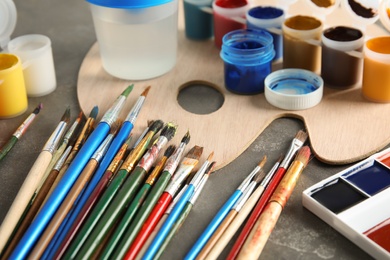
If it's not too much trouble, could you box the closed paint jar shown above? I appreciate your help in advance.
[282,15,323,73]
[246,6,285,61]
[362,36,390,102]
[0,53,28,118]
[220,29,275,94]
[183,0,213,40]
[212,0,248,49]
[321,26,364,88]
[87,0,178,80]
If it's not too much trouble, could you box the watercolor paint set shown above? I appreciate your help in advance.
[303,148,390,259]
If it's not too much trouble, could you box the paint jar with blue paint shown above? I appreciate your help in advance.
[246,6,285,61]
[86,0,178,80]
[183,0,213,40]
[220,29,275,95]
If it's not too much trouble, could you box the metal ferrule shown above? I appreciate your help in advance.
[125,96,145,124]
[163,142,187,175]
[260,161,281,187]
[189,160,210,187]
[53,145,72,171]
[189,175,209,205]
[13,114,36,139]
[91,134,114,162]
[237,166,260,191]
[62,118,80,144]
[73,117,93,151]
[279,138,304,169]
[146,156,168,185]
[43,121,68,153]
[166,184,187,214]
[233,181,257,211]
[165,157,199,196]
[133,126,149,148]
[137,136,168,172]
[107,142,129,173]
[120,131,155,171]
[100,95,127,126]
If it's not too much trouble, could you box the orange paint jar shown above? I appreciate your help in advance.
[362,36,390,102]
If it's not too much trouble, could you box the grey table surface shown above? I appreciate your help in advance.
[0,0,376,259]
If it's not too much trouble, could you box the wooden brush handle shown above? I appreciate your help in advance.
[237,202,282,260]
[0,151,52,253]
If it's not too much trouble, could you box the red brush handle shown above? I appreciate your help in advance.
[124,192,172,260]
[227,167,286,260]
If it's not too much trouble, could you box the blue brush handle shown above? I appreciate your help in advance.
[9,122,110,260]
[43,121,133,258]
[184,190,243,260]
[143,185,195,260]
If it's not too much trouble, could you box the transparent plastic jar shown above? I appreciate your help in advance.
[220,29,275,94]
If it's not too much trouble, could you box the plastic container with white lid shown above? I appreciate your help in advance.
[379,0,390,33]
[340,0,380,29]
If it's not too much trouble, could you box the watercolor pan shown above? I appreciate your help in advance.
[303,148,390,259]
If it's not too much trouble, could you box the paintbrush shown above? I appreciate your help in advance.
[73,122,177,259]
[237,146,311,259]
[100,144,177,259]
[0,107,70,255]
[28,122,121,259]
[227,130,308,260]
[9,85,132,260]
[111,132,191,260]
[63,120,164,260]
[52,135,133,260]
[122,144,203,260]
[45,86,149,258]
[143,151,213,260]
[198,167,265,260]
[205,155,283,260]
[0,103,43,162]
[153,161,216,260]
[185,155,267,260]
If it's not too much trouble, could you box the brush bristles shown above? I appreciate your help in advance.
[277,154,284,163]
[61,107,71,123]
[33,103,43,114]
[147,120,154,127]
[205,161,216,175]
[89,106,99,119]
[164,145,176,157]
[253,169,265,183]
[186,145,203,160]
[141,86,151,97]
[296,146,311,166]
[295,130,308,143]
[150,120,164,134]
[110,120,122,135]
[160,122,178,141]
[258,155,267,168]
[207,151,214,161]
[181,130,191,144]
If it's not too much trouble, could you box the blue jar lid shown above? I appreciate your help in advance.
[86,0,173,8]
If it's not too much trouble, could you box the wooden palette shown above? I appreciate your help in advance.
[77,1,390,170]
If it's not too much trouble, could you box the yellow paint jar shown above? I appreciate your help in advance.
[0,53,28,118]
[362,37,390,102]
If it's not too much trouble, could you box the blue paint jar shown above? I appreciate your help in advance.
[246,6,284,61]
[220,29,275,94]
[183,0,213,40]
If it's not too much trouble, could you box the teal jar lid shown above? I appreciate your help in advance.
[86,0,173,8]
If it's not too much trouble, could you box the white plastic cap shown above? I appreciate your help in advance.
[0,0,16,49]
[379,0,390,33]
[264,69,324,110]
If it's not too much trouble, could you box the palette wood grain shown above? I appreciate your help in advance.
[77,2,390,169]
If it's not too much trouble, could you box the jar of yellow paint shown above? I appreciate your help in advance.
[0,53,28,118]
[362,37,390,102]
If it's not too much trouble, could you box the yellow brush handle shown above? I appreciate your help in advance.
[205,185,265,260]
[29,159,99,259]
[0,150,52,253]
[237,202,282,260]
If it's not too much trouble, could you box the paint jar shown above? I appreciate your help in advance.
[246,6,285,61]
[340,0,380,30]
[0,53,28,118]
[379,0,390,33]
[212,0,249,49]
[220,29,275,94]
[7,35,57,97]
[282,15,323,73]
[321,26,364,88]
[87,0,178,80]
[362,36,390,102]
[183,0,213,40]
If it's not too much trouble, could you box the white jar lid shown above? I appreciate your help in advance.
[340,0,380,27]
[264,69,324,110]
[379,0,390,33]
[304,0,341,16]
[0,0,16,49]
